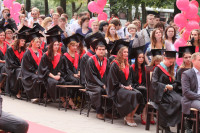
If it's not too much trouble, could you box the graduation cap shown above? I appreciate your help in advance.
[90,37,109,50]
[84,32,103,49]
[4,24,15,33]
[76,33,84,43]
[33,23,45,32]
[111,39,130,55]
[63,34,80,47]
[45,25,63,36]
[18,25,31,33]
[178,46,195,58]
[28,31,44,42]
[46,34,61,44]
[164,51,177,58]
[17,32,28,40]
[150,49,165,57]
[129,45,145,59]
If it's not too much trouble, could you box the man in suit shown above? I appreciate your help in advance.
[182,52,200,114]
[0,95,29,133]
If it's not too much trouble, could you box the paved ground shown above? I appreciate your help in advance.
[1,95,177,133]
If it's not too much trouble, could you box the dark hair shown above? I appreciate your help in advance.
[0,30,4,34]
[47,41,57,62]
[134,52,146,85]
[39,15,46,20]
[154,22,165,30]
[99,21,109,31]
[110,19,120,26]
[56,6,64,16]
[78,12,85,18]
[61,13,68,19]
[165,26,176,43]
[80,16,90,27]
[95,44,105,50]
[13,39,26,51]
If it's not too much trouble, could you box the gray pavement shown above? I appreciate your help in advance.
[1,95,177,133]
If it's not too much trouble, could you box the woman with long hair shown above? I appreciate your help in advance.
[187,29,200,52]
[150,51,182,132]
[5,33,27,98]
[165,26,177,51]
[41,17,52,31]
[107,46,144,127]
[105,24,119,46]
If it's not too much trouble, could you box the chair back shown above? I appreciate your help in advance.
[145,66,154,102]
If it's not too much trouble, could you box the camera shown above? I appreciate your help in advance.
[6,13,10,17]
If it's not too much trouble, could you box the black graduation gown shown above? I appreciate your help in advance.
[108,55,117,64]
[0,43,8,82]
[38,53,66,100]
[80,50,95,86]
[107,61,144,117]
[21,48,43,99]
[85,55,109,109]
[175,68,189,96]
[5,46,25,95]
[63,52,80,85]
[150,65,182,127]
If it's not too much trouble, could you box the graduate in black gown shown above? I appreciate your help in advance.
[175,46,195,96]
[149,49,164,67]
[109,39,129,63]
[0,29,9,93]
[150,51,182,133]
[107,46,144,127]
[85,38,110,120]
[5,32,27,98]
[80,32,103,86]
[21,31,44,101]
[38,34,68,106]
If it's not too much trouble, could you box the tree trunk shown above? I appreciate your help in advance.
[173,1,181,17]
[141,2,146,25]
[44,0,49,16]
[72,2,82,16]
[127,5,132,22]
[134,4,139,20]
[60,0,66,13]
[109,0,117,17]
[26,0,31,12]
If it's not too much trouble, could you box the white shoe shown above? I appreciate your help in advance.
[124,117,137,127]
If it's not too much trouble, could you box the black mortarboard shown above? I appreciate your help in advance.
[17,32,27,40]
[84,32,103,49]
[111,39,129,55]
[150,49,165,57]
[76,33,84,43]
[4,24,15,33]
[90,37,109,50]
[63,34,79,47]
[178,46,195,58]
[28,31,44,42]
[129,45,145,59]
[164,51,177,58]
[46,34,61,44]
[18,25,31,33]
[32,23,45,32]
[45,25,63,36]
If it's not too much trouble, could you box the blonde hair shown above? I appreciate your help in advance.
[67,41,77,48]
[52,13,60,18]
[29,37,40,48]
[41,17,52,30]
[149,55,163,66]
[115,46,129,70]
[191,52,200,60]
[127,24,137,32]
[164,57,175,81]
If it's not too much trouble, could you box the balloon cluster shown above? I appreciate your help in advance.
[3,0,21,24]
[88,0,107,21]
[174,0,199,65]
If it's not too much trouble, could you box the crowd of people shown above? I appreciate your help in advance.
[0,4,199,133]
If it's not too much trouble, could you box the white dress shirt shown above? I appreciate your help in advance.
[193,67,200,94]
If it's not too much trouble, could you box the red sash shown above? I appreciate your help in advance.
[157,65,172,82]
[80,50,86,59]
[91,55,107,78]
[111,55,117,58]
[113,60,129,80]
[0,42,7,55]
[12,46,25,62]
[195,46,200,52]
[40,41,45,50]
[28,48,42,66]
[132,64,142,84]
[86,51,93,57]
[46,52,61,69]
[64,52,79,70]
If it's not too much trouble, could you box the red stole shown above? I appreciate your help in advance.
[80,50,86,59]
[0,42,7,55]
[111,55,117,58]
[40,41,45,50]
[86,51,93,57]
[157,65,172,82]
[58,42,63,54]
[64,52,79,70]
[195,46,200,52]
[113,60,129,80]
[12,46,25,62]
[91,55,107,78]
[46,52,61,69]
[28,48,42,66]
[132,64,142,84]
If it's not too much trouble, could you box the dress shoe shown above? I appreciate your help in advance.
[96,114,104,120]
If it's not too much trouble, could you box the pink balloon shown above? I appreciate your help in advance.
[88,1,103,14]
[97,0,107,8]
[89,19,95,28]
[3,0,13,9]
[182,30,191,41]
[176,0,190,11]
[191,0,199,7]
[176,58,183,66]
[174,13,187,27]
[98,12,108,21]
[185,3,198,20]
[186,20,199,32]
[13,2,21,13]
[174,38,187,51]
[191,14,200,23]
[12,12,20,24]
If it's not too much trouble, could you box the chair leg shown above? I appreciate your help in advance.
[87,94,91,117]
[145,105,151,130]
[103,98,107,122]
[80,92,84,115]
[38,83,41,105]
[195,111,199,133]
[156,110,159,133]
[181,113,185,133]
[111,101,114,124]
